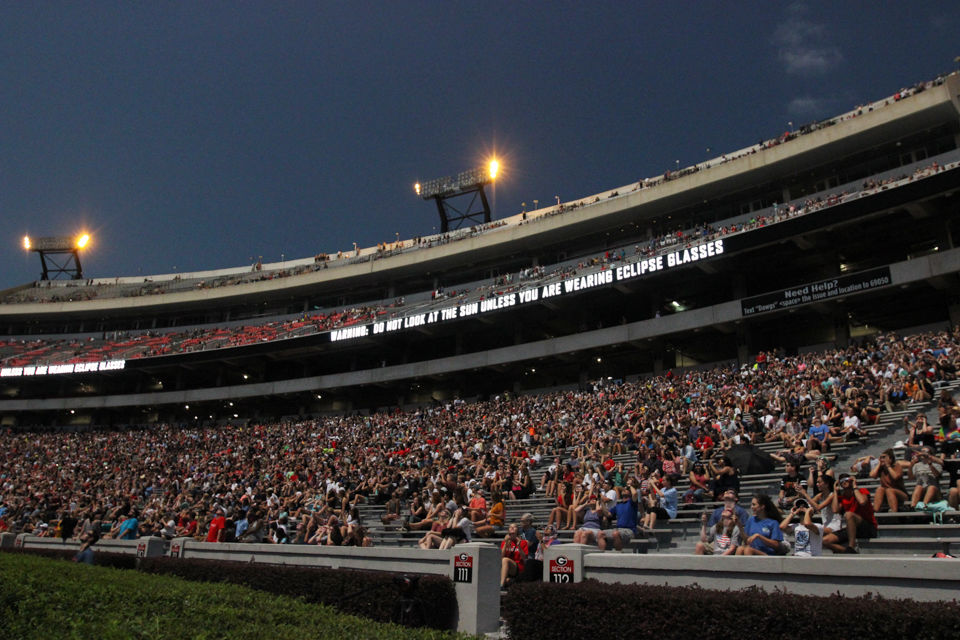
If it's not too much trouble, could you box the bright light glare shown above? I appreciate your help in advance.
[75,233,90,249]
[414,182,421,196]
[22,235,31,250]
[488,159,499,180]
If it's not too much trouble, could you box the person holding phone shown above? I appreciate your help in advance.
[500,523,529,588]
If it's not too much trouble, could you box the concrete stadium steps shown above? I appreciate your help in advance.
[357,393,957,557]
[855,536,960,556]
[361,504,960,556]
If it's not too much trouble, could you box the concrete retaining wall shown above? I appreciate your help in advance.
[544,543,960,602]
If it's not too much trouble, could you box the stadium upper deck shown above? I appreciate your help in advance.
[1,72,959,425]
[1,73,957,329]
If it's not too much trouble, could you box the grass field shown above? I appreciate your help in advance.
[0,553,470,640]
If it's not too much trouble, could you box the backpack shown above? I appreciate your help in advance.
[922,500,950,525]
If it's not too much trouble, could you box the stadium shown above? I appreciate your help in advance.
[1,72,959,424]
[4,70,960,635]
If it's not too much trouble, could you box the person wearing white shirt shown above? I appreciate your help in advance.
[780,500,823,557]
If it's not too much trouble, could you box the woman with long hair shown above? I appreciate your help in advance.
[735,494,784,556]
[682,463,710,504]
[547,482,572,529]
[564,484,589,530]
[870,449,908,512]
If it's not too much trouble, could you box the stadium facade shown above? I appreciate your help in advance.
[2,73,960,427]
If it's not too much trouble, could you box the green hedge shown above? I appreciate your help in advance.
[502,581,960,640]
[2,546,137,569]
[138,556,457,630]
[0,553,465,640]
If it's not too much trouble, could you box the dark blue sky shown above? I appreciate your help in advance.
[1,2,957,288]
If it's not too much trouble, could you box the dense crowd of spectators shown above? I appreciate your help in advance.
[2,328,959,558]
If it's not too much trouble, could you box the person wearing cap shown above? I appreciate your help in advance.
[822,473,877,553]
[779,499,823,557]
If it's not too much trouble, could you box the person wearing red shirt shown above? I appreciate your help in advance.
[468,489,488,523]
[206,508,227,543]
[177,511,198,538]
[499,523,529,587]
[823,473,877,553]
[695,433,714,459]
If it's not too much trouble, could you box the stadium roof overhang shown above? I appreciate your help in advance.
[1,81,957,324]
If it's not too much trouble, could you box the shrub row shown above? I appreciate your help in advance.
[137,556,457,630]
[1,546,137,569]
[502,580,960,640]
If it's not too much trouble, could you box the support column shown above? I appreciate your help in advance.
[834,312,850,349]
[448,543,501,635]
[732,274,747,300]
[542,543,596,583]
[949,304,960,328]
[736,326,749,366]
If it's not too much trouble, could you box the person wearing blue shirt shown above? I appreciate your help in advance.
[707,489,751,528]
[235,513,249,540]
[641,475,678,532]
[114,512,139,540]
[807,419,831,452]
[735,494,784,555]
[602,484,639,551]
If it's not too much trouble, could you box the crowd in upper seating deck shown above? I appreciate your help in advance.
[2,158,955,373]
[1,72,951,308]
[3,328,960,560]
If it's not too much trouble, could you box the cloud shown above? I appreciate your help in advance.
[928,13,950,33]
[773,3,843,75]
[787,96,826,116]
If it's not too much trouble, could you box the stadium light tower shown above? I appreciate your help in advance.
[415,159,500,233]
[22,233,92,280]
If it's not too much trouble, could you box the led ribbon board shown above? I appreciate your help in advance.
[0,360,125,377]
[330,239,725,342]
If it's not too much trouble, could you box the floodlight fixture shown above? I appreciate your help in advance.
[22,232,92,280]
[415,159,501,233]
